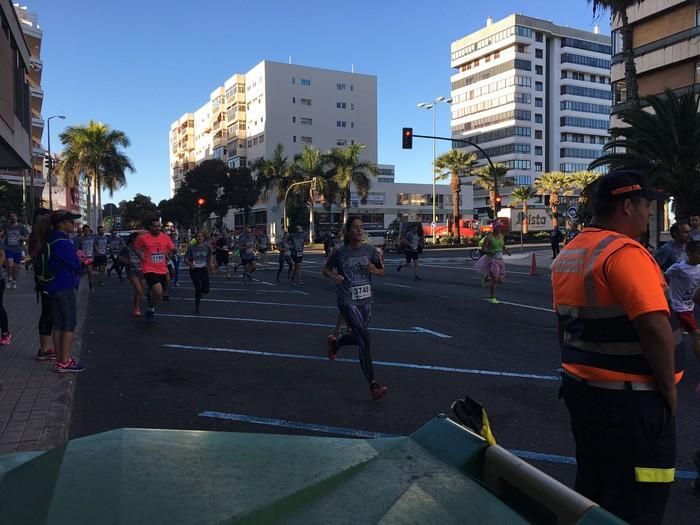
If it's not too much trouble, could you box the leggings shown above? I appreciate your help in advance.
[0,281,7,334]
[277,257,293,280]
[336,303,374,383]
[39,291,53,336]
[108,254,123,278]
[189,267,210,304]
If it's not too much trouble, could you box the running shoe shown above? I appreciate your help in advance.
[11,281,17,289]
[53,358,85,373]
[5,280,10,289]
[133,307,142,317]
[0,333,11,346]
[36,348,56,361]
[488,297,500,304]
[370,383,389,400]
[396,265,402,272]
[144,309,155,322]
[327,335,337,361]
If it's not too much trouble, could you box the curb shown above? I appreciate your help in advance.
[36,283,89,450]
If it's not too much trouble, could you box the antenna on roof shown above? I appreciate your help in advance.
[288,56,292,64]
[351,63,355,73]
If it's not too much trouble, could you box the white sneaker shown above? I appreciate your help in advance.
[11,281,17,289]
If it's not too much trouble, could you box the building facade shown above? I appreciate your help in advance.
[450,14,611,217]
[611,0,700,110]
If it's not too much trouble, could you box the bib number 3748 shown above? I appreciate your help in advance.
[351,284,371,301]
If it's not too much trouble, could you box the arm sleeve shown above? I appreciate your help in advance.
[606,246,670,320]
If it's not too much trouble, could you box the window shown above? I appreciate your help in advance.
[292,97,296,104]
[535,97,543,108]
[561,53,611,70]
[300,78,311,86]
[514,59,532,71]
[517,44,526,53]
[301,136,312,144]
[337,83,346,90]
[535,65,543,75]
[292,136,296,143]
[560,148,602,159]
[259,134,264,144]
[300,117,312,125]
[291,77,295,85]
[535,32,543,42]
[292,116,296,123]
[515,26,533,38]
[535,114,543,123]
[337,102,347,109]
[502,160,531,170]
[560,100,610,114]
[461,126,531,145]
[535,81,543,91]
[351,122,354,128]
[535,48,543,59]
[337,120,347,128]
[513,175,533,186]
[535,146,543,156]
[560,38,611,55]
[300,98,311,106]
[560,85,612,100]
[612,30,623,55]
[535,130,543,139]
[560,116,609,130]
[535,162,543,172]
[336,139,347,146]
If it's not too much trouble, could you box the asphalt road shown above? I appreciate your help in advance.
[70,248,700,523]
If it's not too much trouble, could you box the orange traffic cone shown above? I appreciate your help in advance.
[529,252,538,276]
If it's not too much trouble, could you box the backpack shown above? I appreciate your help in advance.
[34,238,67,287]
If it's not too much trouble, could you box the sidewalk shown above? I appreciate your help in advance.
[0,271,88,454]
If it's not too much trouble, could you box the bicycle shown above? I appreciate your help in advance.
[469,248,482,260]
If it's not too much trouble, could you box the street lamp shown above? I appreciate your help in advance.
[417,96,451,242]
[46,115,66,210]
[282,178,316,233]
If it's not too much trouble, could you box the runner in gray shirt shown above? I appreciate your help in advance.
[323,217,388,401]
[185,232,215,313]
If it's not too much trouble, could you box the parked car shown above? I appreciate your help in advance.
[365,229,387,249]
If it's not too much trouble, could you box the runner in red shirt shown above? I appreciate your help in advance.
[134,217,175,321]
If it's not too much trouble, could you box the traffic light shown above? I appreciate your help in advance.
[495,195,502,212]
[197,197,206,206]
[44,156,53,170]
[402,127,413,149]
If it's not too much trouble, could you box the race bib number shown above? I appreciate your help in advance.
[193,257,207,268]
[151,253,165,264]
[351,284,372,301]
[221,245,228,251]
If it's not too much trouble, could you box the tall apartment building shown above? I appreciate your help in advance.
[169,61,377,234]
[450,14,612,216]
[611,0,700,109]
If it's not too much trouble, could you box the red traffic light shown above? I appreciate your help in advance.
[402,127,413,149]
[197,198,206,206]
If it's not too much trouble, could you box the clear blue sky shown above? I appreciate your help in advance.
[31,0,610,206]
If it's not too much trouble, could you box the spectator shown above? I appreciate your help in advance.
[654,222,690,271]
[689,214,700,241]
[550,227,563,258]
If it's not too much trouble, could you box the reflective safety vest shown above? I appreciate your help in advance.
[552,228,684,385]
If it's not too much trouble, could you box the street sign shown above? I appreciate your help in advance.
[431,221,436,228]
[566,206,578,220]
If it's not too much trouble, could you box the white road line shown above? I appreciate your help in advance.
[170,297,335,309]
[382,282,411,289]
[164,344,555,379]
[484,299,554,313]
[177,286,309,296]
[157,315,450,338]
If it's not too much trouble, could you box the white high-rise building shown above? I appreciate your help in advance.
[169,60,377,235]
[450,14,612,216]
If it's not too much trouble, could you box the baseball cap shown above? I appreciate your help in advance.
[596,170,666,203]
[296,225,303,232]
[50,210,81,226]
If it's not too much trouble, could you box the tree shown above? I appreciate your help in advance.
[589,89,700,219]
[58,120,134,227]
[434,150,478,244]
[119,194,157,229]
[569,171,602,205]
[510,185,537,234]
[292,146,331,241]
[158,186,197,229]
[225,167,260,226]
[472,163,513,220]
[534,172,574,228]
[588,0,643,106]
[325,144,378,223]
[252,143,294,203]
[184,159,229,218]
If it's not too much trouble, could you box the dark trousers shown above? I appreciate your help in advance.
[562,377,674,525]
[108,254,123,278]
[0,281,7,334]
[336,303,374,383]
[551,241,560,258]
[277,257,293,280]
[39,291,53,336]
[189,268,209,305]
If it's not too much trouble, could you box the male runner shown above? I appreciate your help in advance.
[134,217,175,321]
[93,226,109,285]
[214,231,232,279]
[238,227,257,282]
[107,230,125,280]
[396,224,422,280]
[276,232,294,283]
[257,230,269,263]
[2,212,29,289]
[75,225,96,290]
[290,225,306,285]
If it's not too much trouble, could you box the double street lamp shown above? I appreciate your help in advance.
[283,178,316,237]
[417,96,451,242]
[46,115,66,210]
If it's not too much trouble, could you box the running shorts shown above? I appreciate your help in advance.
[4,249,22,264]
[143,272,167,288]
[241,255,255,265]
[675,310,698,332]
[404,251,419,263]
[93,255,108,267]
[216,251,230,266]
[292,254,303,264]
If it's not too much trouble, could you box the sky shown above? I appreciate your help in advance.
[29,0,611,206]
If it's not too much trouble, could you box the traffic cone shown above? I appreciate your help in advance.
[529,252,538,276]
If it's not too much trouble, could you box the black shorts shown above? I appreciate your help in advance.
[258,247,268,253]
[404,251,419,263]
[241,255,255,265]
[292,254,303,264]
[93,255,108,267]
[216,251,229,266]
[143,273,167,288]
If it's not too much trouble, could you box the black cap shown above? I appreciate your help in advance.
[50,210,81,226]
[596,170,666,203]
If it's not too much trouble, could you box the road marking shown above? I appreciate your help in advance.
[199,411,395,439]
[483,299,554,313]
[163,344,552,379]
[383,282,411,289]
[195,409,697,480]
[177,286,309,296]
[170,297,335,309]
[158,316,450,337]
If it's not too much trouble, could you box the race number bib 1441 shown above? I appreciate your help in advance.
[351,284,372,301]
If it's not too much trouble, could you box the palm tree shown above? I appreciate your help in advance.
[434,150,478,244]
[325,144,379,224]
[252,143,293,203]
[510,186,537,234]
[472,163,514,220]
[569,171,602,205]
[534,172,574,228]
[58,121,134,227]
[291,146,331,242]
[588,0,643,106]
[589,89,700,219]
